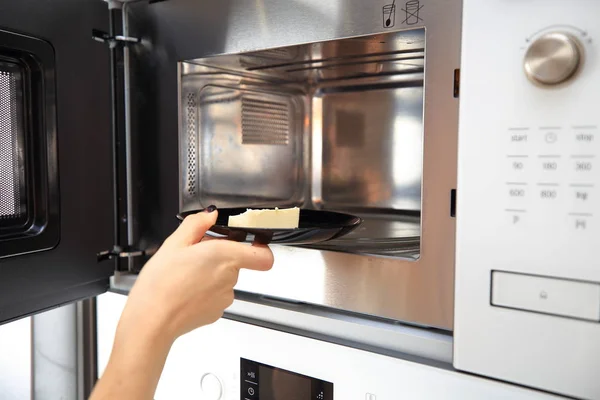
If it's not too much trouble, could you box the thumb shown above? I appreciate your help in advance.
[165,207,218,248]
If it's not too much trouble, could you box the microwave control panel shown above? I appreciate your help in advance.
[454,1,600,399]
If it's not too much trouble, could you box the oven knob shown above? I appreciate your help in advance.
[524,32,583,85]
[200,373,223,400]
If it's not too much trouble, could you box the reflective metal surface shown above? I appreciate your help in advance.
[524,32,583,86]
[180,30,424,256]
[180,77,305,208]
[33,304,78,400]
[317,84,423,212]
[127,0,461,329]
[32,298,98,400]
[108,278,454,365]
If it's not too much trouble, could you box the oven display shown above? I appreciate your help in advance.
[241,358,333,400]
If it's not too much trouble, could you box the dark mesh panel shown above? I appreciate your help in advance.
[0,62,25,221]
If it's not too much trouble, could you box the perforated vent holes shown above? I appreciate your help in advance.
[0,70,23,219]
[186,92,197,196]
[241,96,290,145]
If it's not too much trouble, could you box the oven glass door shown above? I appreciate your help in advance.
[0,59,27,228]
[0,31,59,258]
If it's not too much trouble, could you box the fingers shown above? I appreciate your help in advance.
[243,244,274,271]
[165,209,218,248]
[195,240,274,272]
[230,242,274,271]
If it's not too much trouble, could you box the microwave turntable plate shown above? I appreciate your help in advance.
[176,208,362,245]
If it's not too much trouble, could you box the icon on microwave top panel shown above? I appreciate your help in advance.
[382,0,424,28]
[382,1,396,27]
[402,0,423,25]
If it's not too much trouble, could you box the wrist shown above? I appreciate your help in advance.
[94,299,174,400]
[116,299,177,353]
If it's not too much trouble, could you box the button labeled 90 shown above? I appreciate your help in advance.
[507,157,528,180]
[511,160,526,171]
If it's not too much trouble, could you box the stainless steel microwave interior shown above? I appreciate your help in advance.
[179,30,426,258]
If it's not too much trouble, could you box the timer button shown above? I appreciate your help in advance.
[524,32,583,85]
[200,373,223,400]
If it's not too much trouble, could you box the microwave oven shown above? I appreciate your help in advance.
[1,0,598,399]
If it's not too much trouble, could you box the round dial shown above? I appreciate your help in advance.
[524,32,583,85]
[200,373,223,400]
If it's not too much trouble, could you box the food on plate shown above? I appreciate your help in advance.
[227,207,300,229]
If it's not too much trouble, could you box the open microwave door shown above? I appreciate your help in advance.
[0,0,115,324]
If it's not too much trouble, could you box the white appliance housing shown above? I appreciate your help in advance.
[97,293,559,400]
[455,1,600,399]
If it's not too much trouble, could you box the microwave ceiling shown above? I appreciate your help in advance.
[181,29,425,84]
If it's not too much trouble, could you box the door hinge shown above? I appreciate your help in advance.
[97,246,145,262]
[92,29,140,49]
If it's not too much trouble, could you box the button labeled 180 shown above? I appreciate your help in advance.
[541,160,558,171]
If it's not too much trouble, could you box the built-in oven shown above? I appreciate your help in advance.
[1,0,599,399]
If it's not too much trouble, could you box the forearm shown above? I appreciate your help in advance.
[88,208,273,399]
[89,310,174,400]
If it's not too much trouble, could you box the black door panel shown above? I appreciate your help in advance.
[0,0,114,323]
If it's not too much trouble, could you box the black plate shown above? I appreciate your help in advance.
[176,208,362,245]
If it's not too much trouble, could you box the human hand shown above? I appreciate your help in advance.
[119,207,274,342]
[90,207,273,400]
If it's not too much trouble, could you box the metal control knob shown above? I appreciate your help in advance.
[524,32,583,85]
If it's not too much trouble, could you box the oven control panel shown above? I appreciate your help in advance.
[455,1,600,399]
[95,294,558,400]
[144,316,558,400]
[504,24,597,237]
[239,358,333,400]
